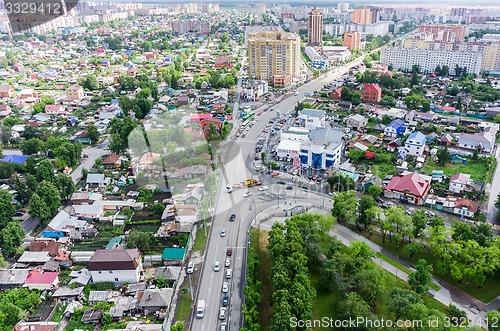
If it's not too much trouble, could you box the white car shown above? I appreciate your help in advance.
[214,261,221,272]
[243,191,251,198]
[222,282,229,293]
[294,91,299,96]
[258,186,268,191]
[220,323,227,331]
[220,229,226,237]
[186,261,194,274]
[219,307,227,320]
[225,258,231,267]
[226,268,233,279]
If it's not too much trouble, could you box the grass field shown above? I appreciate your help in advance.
[175,288,192,322]
[423,157,494,183]
[192,225,209,252]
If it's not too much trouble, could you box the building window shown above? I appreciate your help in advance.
[115,278,119,282]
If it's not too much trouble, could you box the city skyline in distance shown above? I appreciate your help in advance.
[89,0,500,6]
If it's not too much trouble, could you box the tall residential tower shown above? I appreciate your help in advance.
[308,7,324,46]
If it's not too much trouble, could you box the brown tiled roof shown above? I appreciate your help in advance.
[102,154,120,165]
[30,241,60,256]
[89,249,140,271]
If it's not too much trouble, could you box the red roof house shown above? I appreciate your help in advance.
[24,269,59,290]
[329,87,343,100]
[190,113,213,124]
[215,56,232,69]
[384,172,430,204]
[362,84,382,103]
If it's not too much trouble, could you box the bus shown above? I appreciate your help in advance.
[242,111,255,120]
[242,119,251,129]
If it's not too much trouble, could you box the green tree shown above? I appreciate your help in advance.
[388,287,422,320]
[0,190,15,230]
[20,138,45,155]
[410,71,420,86]
[126,230,151,250]
[35,181,60,218]
[408,259,433,293]
[171,322,185,331]
[337,292,371,322]
[436,146,451,166]
[367,185,382,198]
[0,221,24,256]
[29,193,51,225]
[0,162,15,179]
[55,174,75,201]
[358,195,376,231]
[86,124,100,144]
[412,210,428,238]
[36,158,55,182]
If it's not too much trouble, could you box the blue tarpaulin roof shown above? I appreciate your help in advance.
[41,231,66,238]
[2,155,28,164]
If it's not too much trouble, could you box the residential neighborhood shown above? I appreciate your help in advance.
[0,1,500,331]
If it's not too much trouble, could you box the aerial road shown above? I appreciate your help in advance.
[189,54,377,331]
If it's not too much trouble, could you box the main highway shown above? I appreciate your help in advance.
[190,54,372,331]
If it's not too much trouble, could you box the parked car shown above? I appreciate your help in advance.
[258,186,269,191]
[286,185,293,190]
[243,191,251,198]
[219,308,227,320]
[426,210,436,217]
[222,282,229,293]
[222,295,229,306]
[220,323,227,331]
[226,269,232,279]
[225,258,231,267]
[186,261,194,274]
[277,180,286,185]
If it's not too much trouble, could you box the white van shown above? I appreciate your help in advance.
[196,300,206,319]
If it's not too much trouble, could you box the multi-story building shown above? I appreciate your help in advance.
[338,3,349,12]
[171,20,211,35]
[325,22,390,37]
[381,47,483,75]
[247,31,301,87]
[307,7,324,46]
[362,84,382,103]
[343,31,361,50]
[352,7,379,25]
[417,24,467,42]
[299,127,344,170]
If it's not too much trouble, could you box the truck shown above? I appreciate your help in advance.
[226,177,262,192]
[196,300,206,319]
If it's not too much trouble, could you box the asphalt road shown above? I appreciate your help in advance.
[191,57,371,330]
[70,140,109,184]
[486,146,500,225]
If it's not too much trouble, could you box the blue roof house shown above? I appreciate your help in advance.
[384,119,407,138]
[399,131,427,158]
[2,155,28,164]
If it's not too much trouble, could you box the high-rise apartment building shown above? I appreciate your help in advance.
[417,24,467,42]
[338,3,349,12]
[308,7,324,46]
[247,31,301,87]
[171,20,211,35]
[343,31,361,50]
[380,47,483,75]
[353,7,379,25]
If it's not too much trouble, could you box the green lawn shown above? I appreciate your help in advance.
[423,157,495,183]
[175,288,192,322]
[192,225,209,252]
[357,227,500,303]
[50,304,65,322]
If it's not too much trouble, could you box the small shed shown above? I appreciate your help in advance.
[162,247,187,266]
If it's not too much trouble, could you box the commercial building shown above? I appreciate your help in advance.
[380,47,483,75]
[343,31,361,50]
[325,22,390,37]
[247,31,301,87]
[352,7,379,25]
[307,7,324,46]
[299,128,344,170]
[417,24,467,42]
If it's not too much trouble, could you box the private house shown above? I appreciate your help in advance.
[384,119,406,138]
[200,118,223,139]
[19,88,37,99]
[168,165,209,179]
[298,109,326,130]
[81,309,103,324]
[69,130,90,144]
[0,269,31,290]
[44,104,66,115]
[86,174,110,188]
[387,139,402,153]
[0,104,12,117]
[14,322,58,331]
[155,266,181,283]
[30,241,60,257]
[0,83,14,98]
[329,87,342,100]
[101,154,122,169]
[425,195,478,218]
[362,84,382,103]
[449,173,471,193]
[384,172,431,205]
[215,56,232,69]
[24,269,59,290]
[458,132,495,154]
[162,247,187,266]
[18,251,52,265]
[89,249,143,284]
[344,114,368,131]
[400,131,427,158]
[138,288,174,315]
